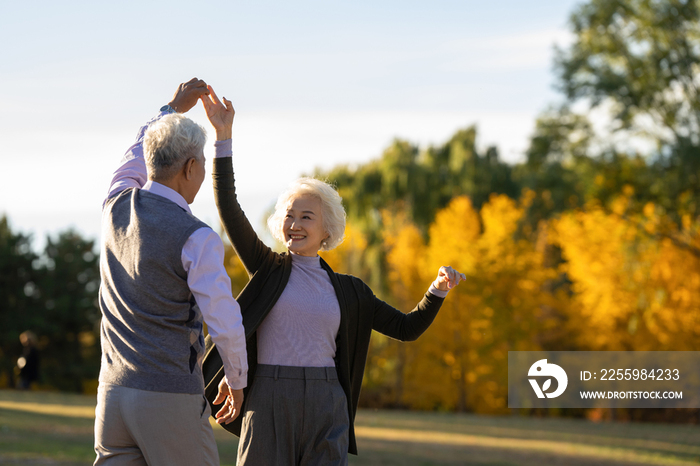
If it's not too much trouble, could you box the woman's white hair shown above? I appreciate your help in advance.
[143,114,207,181]
[268,177,346,251]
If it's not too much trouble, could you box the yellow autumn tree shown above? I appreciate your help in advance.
[551,189,700,351]
[361,209,430,407]
[646,214,700,349]
[383,193,558,413]
[319,221,369,280]
[404,196,481,411]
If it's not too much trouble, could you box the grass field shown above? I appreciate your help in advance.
[0,390,699,465]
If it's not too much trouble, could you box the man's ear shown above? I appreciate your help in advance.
[183,157,196,181]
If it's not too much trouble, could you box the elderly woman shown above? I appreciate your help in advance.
[200,87,466,465]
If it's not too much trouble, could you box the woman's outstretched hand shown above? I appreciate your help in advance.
[201,85,234,141]
[433,266,466,292]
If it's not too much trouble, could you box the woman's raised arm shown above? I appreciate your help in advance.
[203,86,276,275]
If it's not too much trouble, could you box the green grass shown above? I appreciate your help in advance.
[0,390,698,465]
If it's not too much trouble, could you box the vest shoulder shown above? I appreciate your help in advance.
[126,189,208,225]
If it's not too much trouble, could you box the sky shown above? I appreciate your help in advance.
[0,0,583,251]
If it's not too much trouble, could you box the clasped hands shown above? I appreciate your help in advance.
[167,77,234,141]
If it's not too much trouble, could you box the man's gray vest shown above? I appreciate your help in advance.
[99,187,209,394]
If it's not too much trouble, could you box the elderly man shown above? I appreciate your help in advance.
[95,78,246,466]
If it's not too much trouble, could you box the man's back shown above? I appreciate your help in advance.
[99,187,209,394]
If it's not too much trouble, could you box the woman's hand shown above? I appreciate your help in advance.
[201,85,234,141]
[433,266,466,292]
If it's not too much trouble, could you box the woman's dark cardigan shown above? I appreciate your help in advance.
[202,157,445,455]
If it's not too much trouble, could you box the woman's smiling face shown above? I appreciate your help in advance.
[283,194,328,257]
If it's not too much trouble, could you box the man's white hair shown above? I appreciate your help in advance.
[268,177,346,251]
[143,114,207,181]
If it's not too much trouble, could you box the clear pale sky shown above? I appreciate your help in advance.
[0,0,582,250]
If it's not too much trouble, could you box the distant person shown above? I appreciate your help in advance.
[17,330,39,390]
[95,78,248,466]
[200,86,467,465]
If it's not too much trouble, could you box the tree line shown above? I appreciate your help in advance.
[0,217,100,392]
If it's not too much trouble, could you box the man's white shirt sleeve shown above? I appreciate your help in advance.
[182,228,248,389]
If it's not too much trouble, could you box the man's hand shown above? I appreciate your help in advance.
[212,377,244,425]
[167,78,210,113]
[201,85,234,141]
